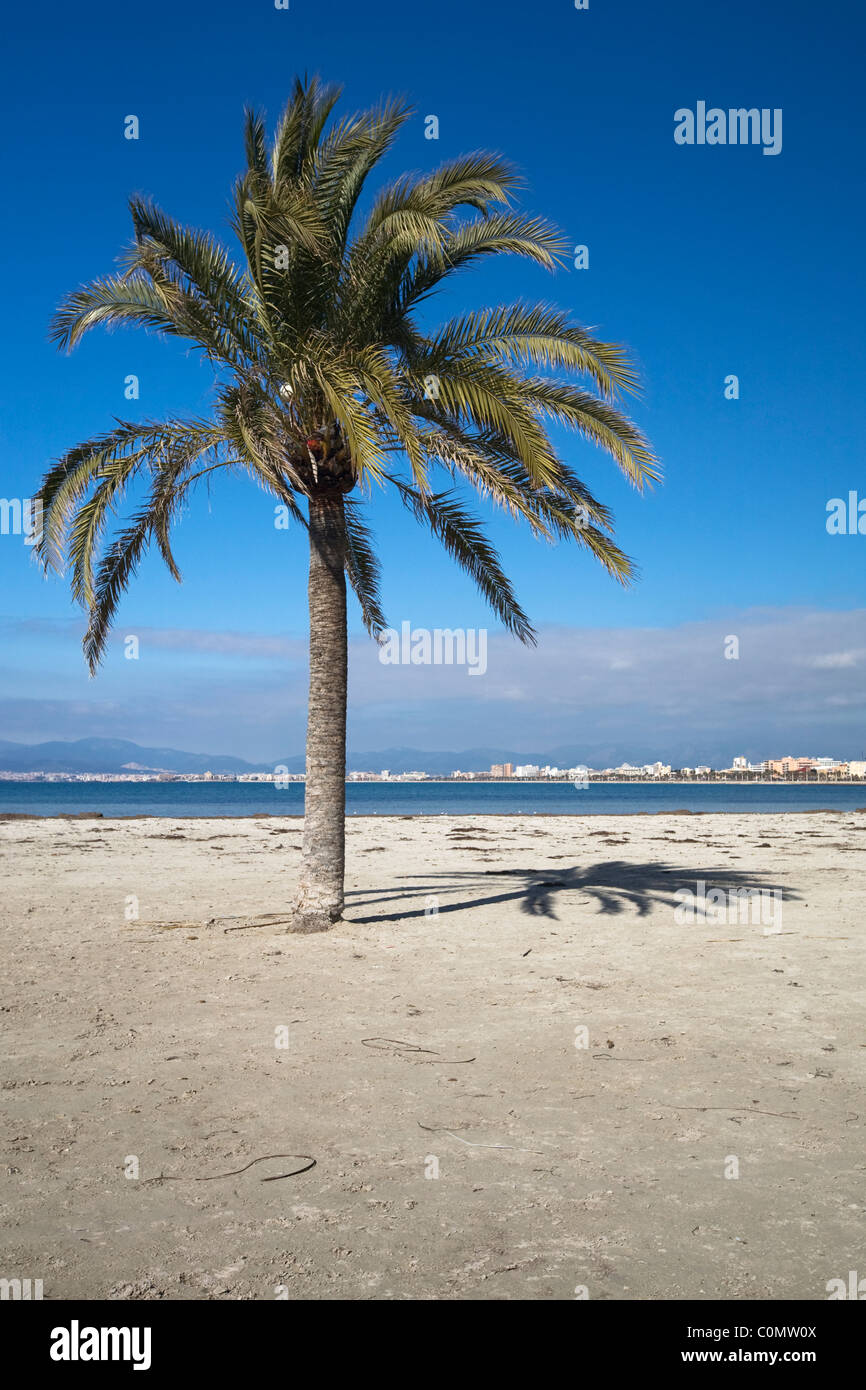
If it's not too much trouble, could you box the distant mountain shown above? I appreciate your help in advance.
[0,738,606,775]
[0,738,264,775]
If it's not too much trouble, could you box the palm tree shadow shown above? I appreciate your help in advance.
[345,860,799,925]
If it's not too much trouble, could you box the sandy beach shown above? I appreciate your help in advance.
[1,809,864,1301]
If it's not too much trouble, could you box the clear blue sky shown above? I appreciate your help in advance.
[1,0,864,763]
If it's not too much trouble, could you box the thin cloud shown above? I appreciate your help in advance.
[2,606,864,763]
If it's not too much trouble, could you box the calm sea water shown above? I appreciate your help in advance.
[0,781,864,818]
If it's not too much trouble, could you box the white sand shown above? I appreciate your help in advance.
[1,809,864,1300]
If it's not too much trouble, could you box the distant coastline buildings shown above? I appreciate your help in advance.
[474,754,865,783]
[469,753,866,782]
[2,752,864,783]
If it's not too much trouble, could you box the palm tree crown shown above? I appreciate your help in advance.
[36,76,658,672]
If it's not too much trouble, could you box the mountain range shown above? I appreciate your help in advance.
[0,738,597,776]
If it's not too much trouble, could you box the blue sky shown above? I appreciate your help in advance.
[1,0,864,763]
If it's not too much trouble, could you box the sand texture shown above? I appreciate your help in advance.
[1,810,864,1300]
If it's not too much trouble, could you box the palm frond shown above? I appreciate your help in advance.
[392,482,536,643]
[511,378,660,488]
[50,274,188,351]
[426,303,641,400]
[342,499,386,635]
[35,419,225,576]
[271,75,343,186]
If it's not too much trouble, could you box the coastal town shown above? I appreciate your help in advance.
[1,754,864,783]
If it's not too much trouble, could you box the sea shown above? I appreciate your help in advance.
[1,781,864,818]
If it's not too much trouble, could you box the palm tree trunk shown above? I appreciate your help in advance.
[290,492,348,932]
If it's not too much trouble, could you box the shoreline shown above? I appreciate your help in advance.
[3,778,865,786]
[2,805,865,821]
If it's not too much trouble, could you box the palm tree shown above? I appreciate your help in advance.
[35,77,658,932]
